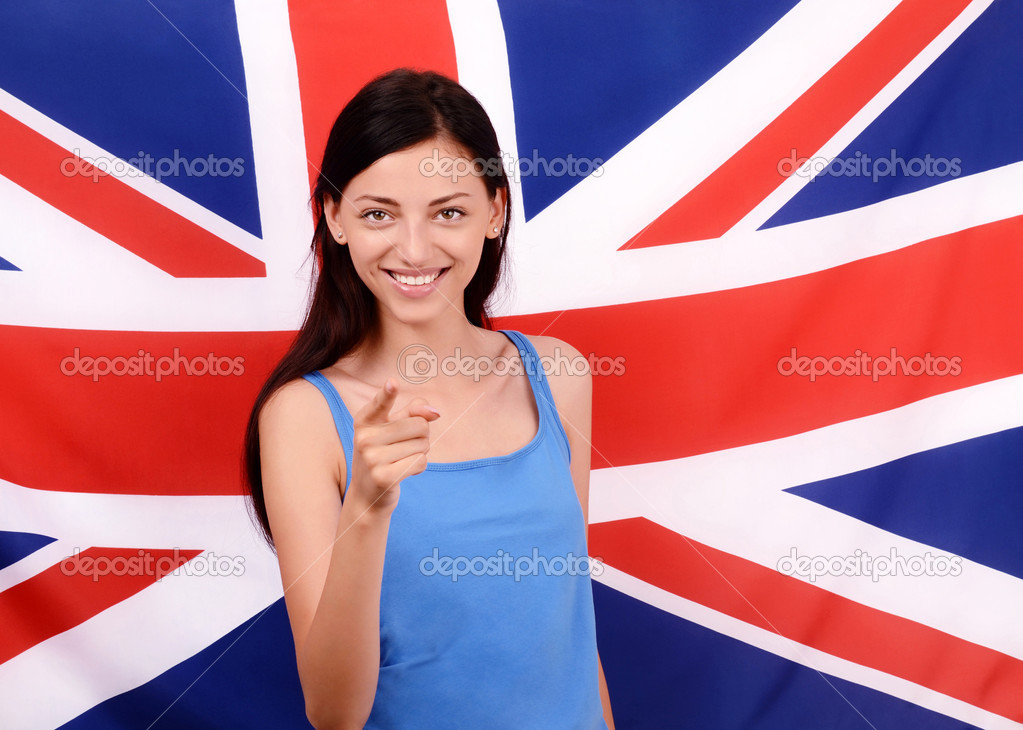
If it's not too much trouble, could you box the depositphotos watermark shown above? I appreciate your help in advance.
[60,548,245,582]
[60,149,246,183]
[419,547,603,582]
[777,347,962,382]
[777,547,962,583]
[419,148,604,184]
[397,343,626,384]
[778,148,961,183]
[60,347,246,382]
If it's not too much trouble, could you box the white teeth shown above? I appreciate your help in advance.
[390,269,443,286]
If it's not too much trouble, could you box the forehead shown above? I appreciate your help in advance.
[343,138,490,202]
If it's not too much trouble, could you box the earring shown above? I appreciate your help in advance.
[493,227,499,233]
[336,230,344,241]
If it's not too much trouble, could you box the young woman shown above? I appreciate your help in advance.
[244,68,614,729]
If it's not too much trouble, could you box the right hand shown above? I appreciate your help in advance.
[347,378,440,515]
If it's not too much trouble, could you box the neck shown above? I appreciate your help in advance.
[358,306,497,386]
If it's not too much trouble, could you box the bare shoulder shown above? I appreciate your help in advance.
[520,333,593,519]
[260,376,325,426]
[521,334,592,395]
[259,376,345,497]
[521,333,592,436]
[260,378,335,445]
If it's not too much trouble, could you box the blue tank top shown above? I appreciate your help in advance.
[302,329,607,729]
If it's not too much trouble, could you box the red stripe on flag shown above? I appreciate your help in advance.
[0,327,293,495]
[497,215,1023,469]
[621,0,973,248]
[0,547,201,664]
[9,216,1018,495]
[591,518,1023,722]
[0,110,265,278]
[288,0,458,193]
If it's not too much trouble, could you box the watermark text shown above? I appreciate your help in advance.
[61,347,245,382]
[60,149,245,182]
[61,548,245,582]
[419,547,603,582]
[778,148,961,183]
[398,344,624,384]
[778,347,961,382]
[777,547,961,582]
[419,148,603,184]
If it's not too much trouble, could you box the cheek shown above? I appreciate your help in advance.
[455,241,485,280]
[345,236,385,269]
[343,248,382,290]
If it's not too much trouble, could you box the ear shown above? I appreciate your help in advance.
[323,194,347,244]
[487,188,507,236]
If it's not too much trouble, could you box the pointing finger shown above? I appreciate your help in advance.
[355,378,399,426]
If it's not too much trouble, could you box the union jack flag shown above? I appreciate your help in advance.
[1,1,1020,728]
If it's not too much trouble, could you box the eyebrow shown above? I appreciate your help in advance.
[352,192,470,207]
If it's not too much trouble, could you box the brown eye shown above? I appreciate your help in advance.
[437,208,465,220]
[362,209,389,222]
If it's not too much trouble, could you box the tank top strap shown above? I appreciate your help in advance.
[499,329,573,463]
[301,371,354,496]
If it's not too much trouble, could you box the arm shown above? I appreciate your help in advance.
[530,336,616,729]
[259,378,436,729]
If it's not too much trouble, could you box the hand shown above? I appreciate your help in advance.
[347,378,439,515]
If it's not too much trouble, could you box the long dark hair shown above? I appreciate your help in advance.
[243,68,511,548]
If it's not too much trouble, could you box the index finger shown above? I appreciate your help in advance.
[355,378,398,426]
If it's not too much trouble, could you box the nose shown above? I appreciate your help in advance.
[395,219,432,269]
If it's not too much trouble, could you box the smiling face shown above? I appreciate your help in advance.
[323,137,505,328]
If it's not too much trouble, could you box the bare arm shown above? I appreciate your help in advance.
[259,377,437,729]
[532,335,616,729]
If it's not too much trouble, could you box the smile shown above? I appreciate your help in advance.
[386,268,447,286]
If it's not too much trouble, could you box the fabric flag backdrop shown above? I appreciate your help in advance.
[1,0,1020,728]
